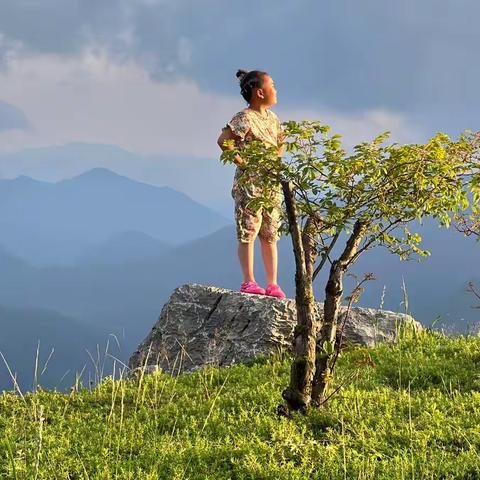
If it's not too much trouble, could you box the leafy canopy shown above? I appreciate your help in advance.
[221,122,479,262]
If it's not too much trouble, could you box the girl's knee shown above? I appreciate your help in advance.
[258,234,278,244]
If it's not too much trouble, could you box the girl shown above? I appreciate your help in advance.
[217,69,286,299]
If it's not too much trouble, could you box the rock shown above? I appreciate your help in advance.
[128,283,421,376]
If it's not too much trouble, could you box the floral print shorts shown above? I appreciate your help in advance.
[231,167,283,243]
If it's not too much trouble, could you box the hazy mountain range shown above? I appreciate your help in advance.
[0,167,479,393]
[0,142,234,217]
[0,304,103,393]
[0,167,230,266]
[75,230,171,266]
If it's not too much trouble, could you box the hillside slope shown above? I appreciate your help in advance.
[0,331,479,479]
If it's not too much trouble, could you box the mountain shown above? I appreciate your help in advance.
[0,217,478,335]
[0,304,113,393]
[74,230,171,266]
[0,218,478,392]
[0,245,27,270]
[0,142,234,217]
[0,225,275,366]
[347,219,480,329]
[0,168,230,266]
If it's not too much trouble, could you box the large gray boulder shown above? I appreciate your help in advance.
[128,283,421,376]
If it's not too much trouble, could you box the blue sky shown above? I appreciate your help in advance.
[0,0,478,158]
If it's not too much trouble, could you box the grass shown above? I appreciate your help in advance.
[1,330,480,479]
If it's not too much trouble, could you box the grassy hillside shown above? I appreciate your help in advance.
[1,330,479,479]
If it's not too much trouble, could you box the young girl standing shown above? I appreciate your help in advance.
[217,69,286,298]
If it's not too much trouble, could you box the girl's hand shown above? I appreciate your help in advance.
[235,155,247,170]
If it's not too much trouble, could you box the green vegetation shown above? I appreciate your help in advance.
[1,330,480,479]
[222,122,480,411]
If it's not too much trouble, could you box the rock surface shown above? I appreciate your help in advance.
[128,283,421,376]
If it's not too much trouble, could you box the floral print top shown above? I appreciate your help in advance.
[223,108,285,150]
[223,107,285,190]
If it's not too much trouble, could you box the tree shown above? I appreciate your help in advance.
[453,132,480,238]
[221,123,479,414]
[453,133,480,313]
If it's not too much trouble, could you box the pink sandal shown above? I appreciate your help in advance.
[265,284,286,299]
[240,281,266,295]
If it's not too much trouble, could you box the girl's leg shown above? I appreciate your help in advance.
[259,237,278,286]
[238,240,256,283]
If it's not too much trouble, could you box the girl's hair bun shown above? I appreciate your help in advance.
[236,69,248,83]
[235,69,268,103]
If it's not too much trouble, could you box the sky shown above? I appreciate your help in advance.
[0,0,478,159]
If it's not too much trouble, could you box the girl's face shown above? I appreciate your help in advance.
[254,75,277,107]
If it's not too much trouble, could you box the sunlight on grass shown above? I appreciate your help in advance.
[1,330,480,479]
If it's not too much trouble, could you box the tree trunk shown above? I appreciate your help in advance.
[311,220,366,406]
[280,180,318,413]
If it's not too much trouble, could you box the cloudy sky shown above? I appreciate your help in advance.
[0,0,478,159]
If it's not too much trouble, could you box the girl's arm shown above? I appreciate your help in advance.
[217,126,246,167]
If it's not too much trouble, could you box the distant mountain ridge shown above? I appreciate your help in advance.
[75,230,171,266]
[0,304,107,393]
[1,219,479,391]
[1,158,479,393]
[0,168,230,266]
[0,142,234,217]
[0,218,478,335]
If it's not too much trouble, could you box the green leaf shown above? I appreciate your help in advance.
[323,341,335,356]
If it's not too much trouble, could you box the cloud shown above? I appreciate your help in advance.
[0,52,422,156]
[0,52,239,155]
[0,0,479,134]
[0,32,21,71]
[0,0,128,57]
[0,100,30,132]
[279,107,422,148]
